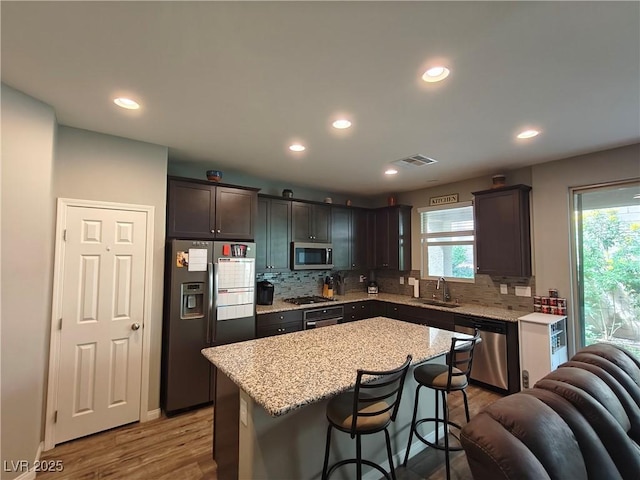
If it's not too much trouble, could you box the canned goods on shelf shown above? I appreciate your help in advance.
[549,288,559,298]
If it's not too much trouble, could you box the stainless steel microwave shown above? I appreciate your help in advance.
[291,242,334,270]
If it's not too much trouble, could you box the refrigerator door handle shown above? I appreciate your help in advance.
[207,261,214,344]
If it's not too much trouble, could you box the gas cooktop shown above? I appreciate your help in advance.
[284,296,336,305]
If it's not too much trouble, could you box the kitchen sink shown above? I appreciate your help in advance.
[413,299,461,308]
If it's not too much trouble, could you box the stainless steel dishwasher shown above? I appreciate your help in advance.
[454,315,508,391]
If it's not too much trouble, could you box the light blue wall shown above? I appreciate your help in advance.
[55,126,169,411]
[1,83,57,479]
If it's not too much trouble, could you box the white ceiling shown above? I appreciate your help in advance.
[2,1,639,196]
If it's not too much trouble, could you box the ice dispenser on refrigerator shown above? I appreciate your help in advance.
[181,283,204,319]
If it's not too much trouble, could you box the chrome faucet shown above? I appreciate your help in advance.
[436,277,451,302]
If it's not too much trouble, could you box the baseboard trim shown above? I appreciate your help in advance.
[7,442,44,480]
[146,408,161,421]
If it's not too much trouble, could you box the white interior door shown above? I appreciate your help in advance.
[54,205,148,444]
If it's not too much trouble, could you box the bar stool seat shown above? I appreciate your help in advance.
[322,355,412,480]
[327,392,391,432]
[403,332,480,480]
[413,364,468,389]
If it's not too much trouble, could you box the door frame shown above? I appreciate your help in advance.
[568,178,640,357]
[44,198,155,450]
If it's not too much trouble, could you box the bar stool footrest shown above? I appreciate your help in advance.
[413,417,464,452]
[324,458,392,480]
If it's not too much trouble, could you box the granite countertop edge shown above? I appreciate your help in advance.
[256,292,529,322]
[203,317,461,417]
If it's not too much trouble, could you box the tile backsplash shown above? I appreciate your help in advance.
[257,269,535,311]
[375,270,535,312]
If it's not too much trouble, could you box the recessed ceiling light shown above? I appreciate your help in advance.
[289,144,306,152]
[422,66,450,83]
[516,129,541,139]
[332,119,352,129]
[113,97,140,110]
[385,169,398,175]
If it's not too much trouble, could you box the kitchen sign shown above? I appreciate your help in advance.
[429,193,459,206]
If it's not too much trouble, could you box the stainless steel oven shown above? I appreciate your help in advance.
[303,305,343,329]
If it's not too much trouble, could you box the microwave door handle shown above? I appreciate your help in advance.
[326,248,330,265]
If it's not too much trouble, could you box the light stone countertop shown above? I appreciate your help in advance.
[202,317,459,417]
[257,292,528,323]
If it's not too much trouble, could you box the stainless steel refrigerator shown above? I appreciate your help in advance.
[162,240,256,414]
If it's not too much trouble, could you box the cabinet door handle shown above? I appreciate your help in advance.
[211,229,215,233]
[217,229,221,233]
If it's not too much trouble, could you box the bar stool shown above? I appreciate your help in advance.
[402,332,480,480]
[322,355,412,480]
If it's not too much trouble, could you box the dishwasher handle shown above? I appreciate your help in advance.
[455,315,507,334]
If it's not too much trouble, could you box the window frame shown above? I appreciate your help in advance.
[418,201,476,282]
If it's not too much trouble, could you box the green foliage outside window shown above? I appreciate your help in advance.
[581,209,640,357]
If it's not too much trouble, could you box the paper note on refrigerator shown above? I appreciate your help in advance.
[188,248,208,272]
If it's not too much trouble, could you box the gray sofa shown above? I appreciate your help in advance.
[460,343,640,480]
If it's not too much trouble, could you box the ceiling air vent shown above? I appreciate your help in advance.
[392,154,438,168]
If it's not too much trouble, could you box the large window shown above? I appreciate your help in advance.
[419,202,475,280]
[571,180,640,359]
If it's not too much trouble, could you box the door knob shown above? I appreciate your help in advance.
[131,323,141,331]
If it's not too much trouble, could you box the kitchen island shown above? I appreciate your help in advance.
[202,317,463,480]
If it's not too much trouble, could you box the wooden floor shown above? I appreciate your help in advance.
[38,385,502,480]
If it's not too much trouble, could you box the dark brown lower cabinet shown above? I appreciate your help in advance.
[395,304,455,330]
[342,301,373,322]
[256,310,303,338]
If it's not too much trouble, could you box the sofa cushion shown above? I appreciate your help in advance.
[535,375,640,479]
[561,360,640,442]
[460,394,587,480]
[581,344,640,385]
[523,388,623,480]
[460,343,640,480]
[571,352,640,407]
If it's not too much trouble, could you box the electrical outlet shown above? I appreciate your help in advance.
[515,286,532,297]
[522,370,530,389]
[399,277,404,285]
[408,277,416,286]
[500,284,508,295]
[359,275,366,283]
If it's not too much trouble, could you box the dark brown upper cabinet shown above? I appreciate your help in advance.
[330,206,372,271]
[473,184,532,277]
[256,196,291,272]
[291,201,331,243]
[330,206,352,270]
[373,205,412,271]
[166,177,259,240]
